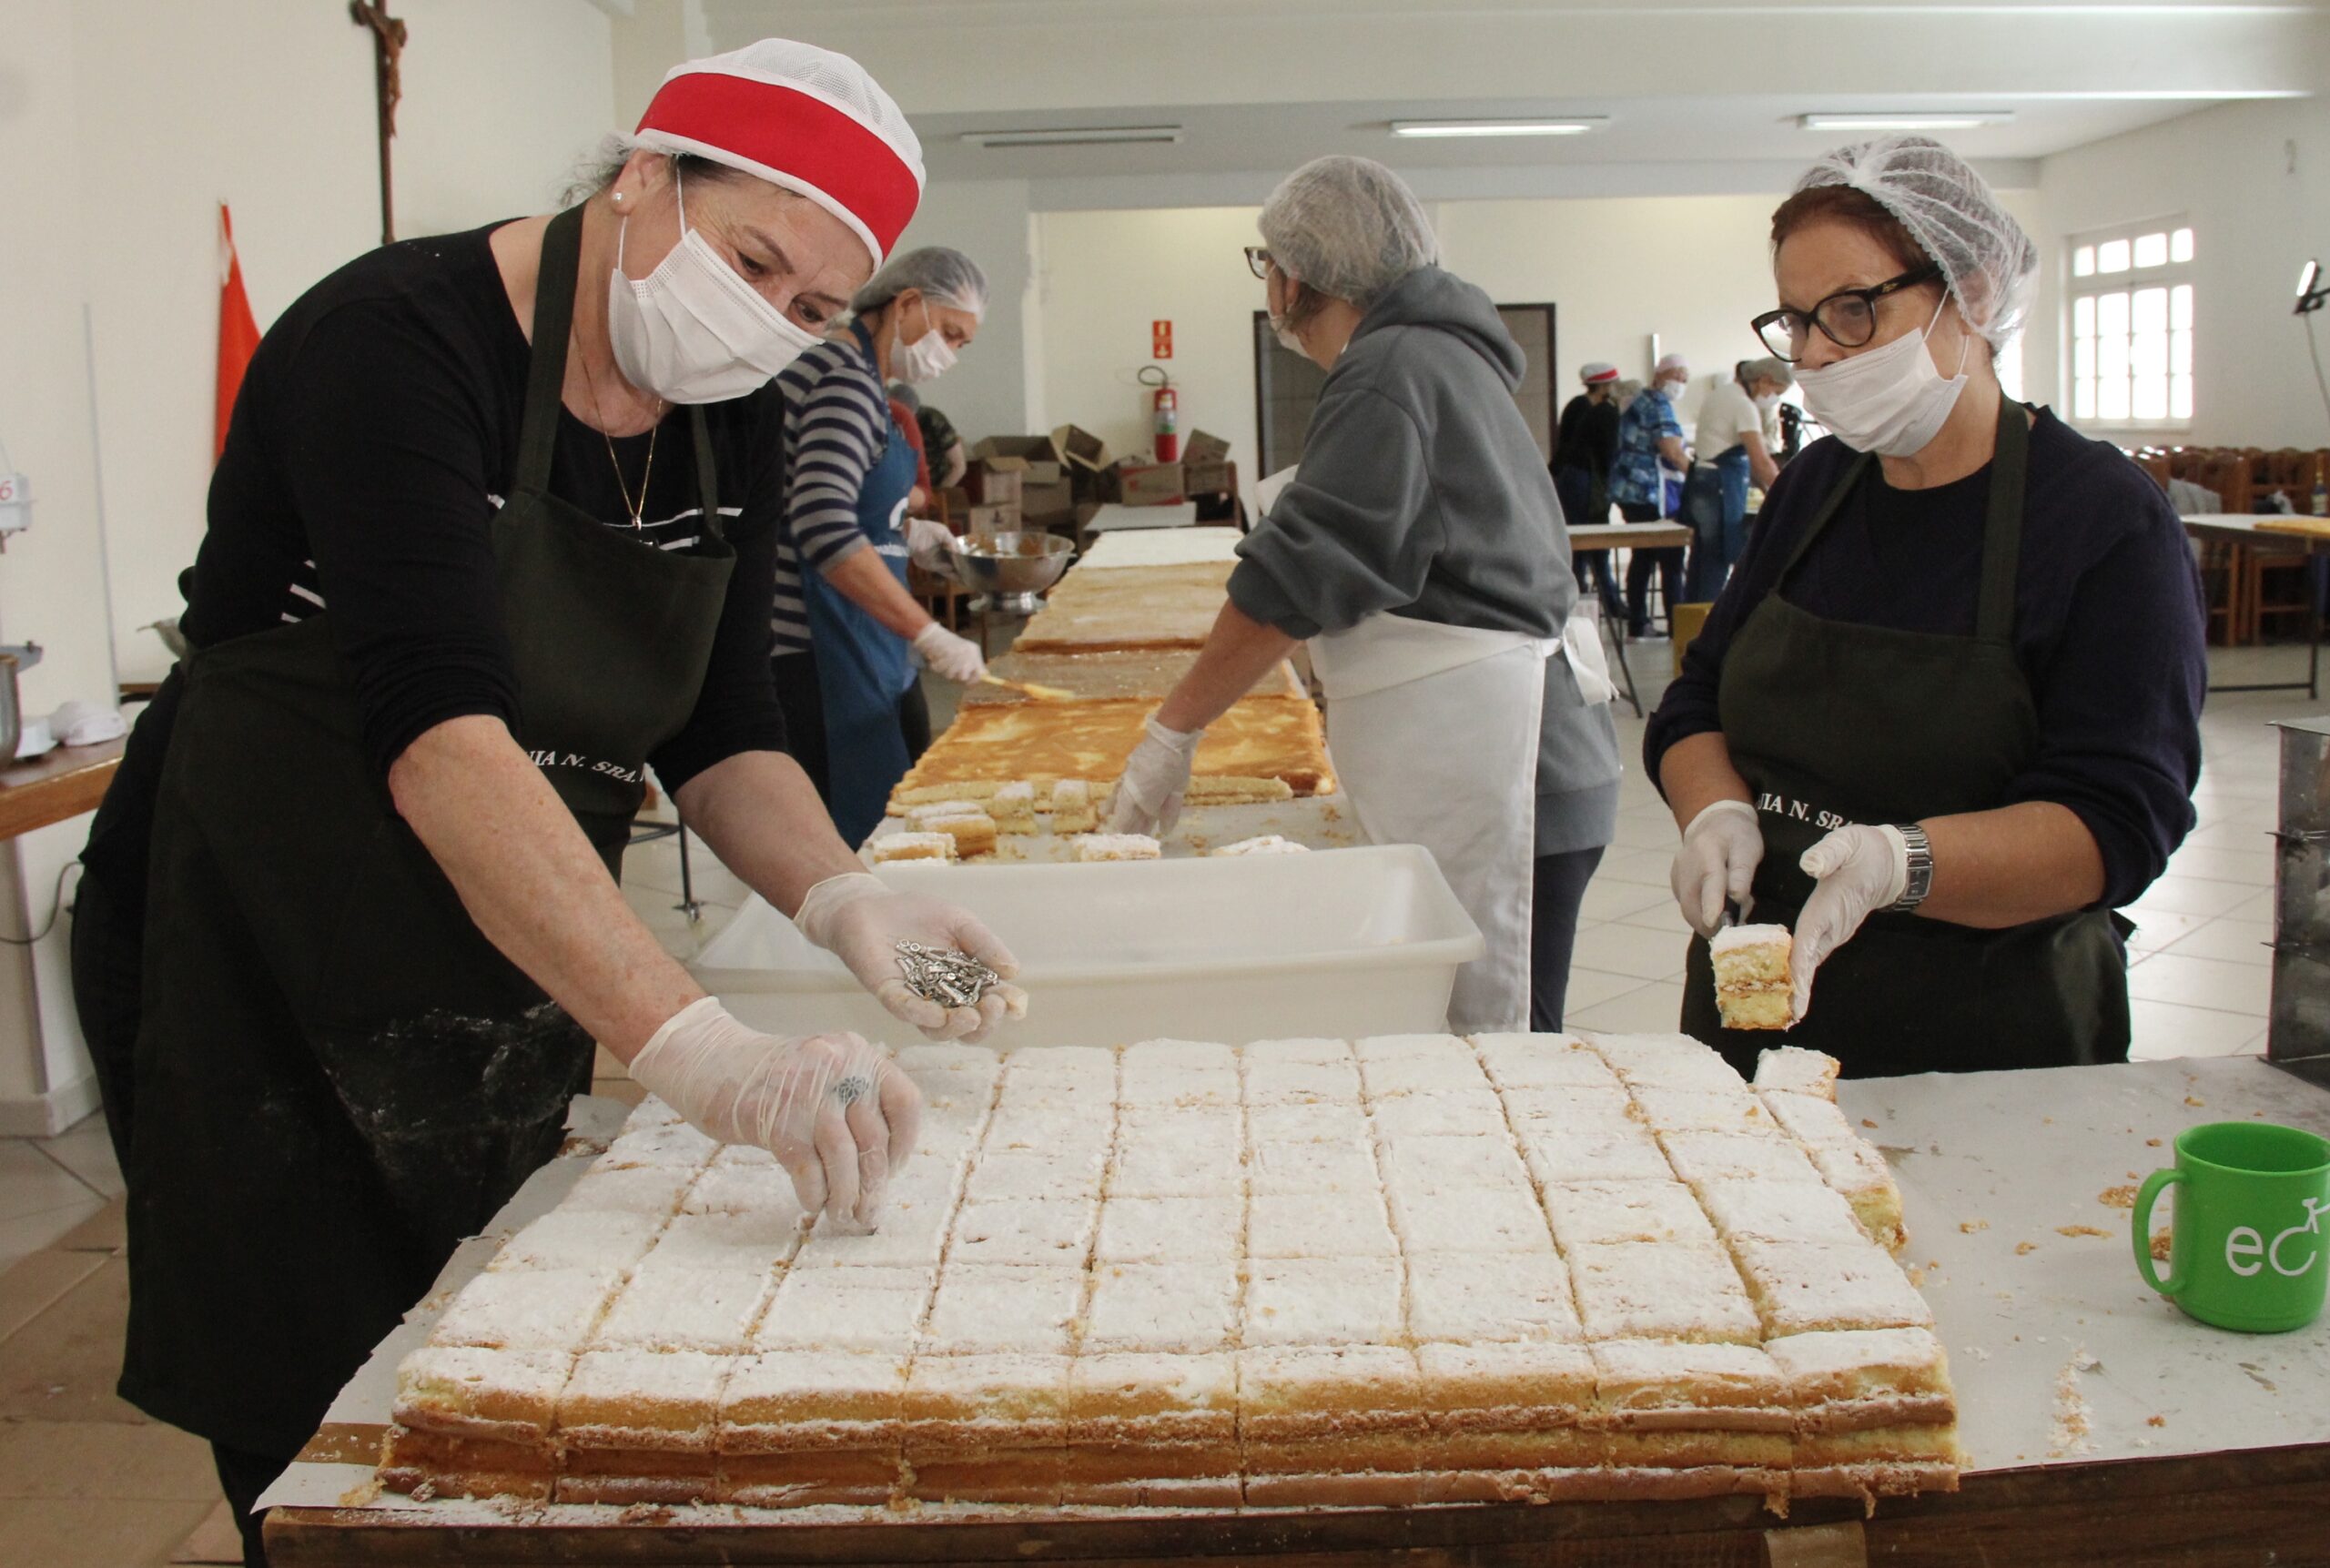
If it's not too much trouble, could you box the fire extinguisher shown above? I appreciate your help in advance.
[1140,364,1179,462]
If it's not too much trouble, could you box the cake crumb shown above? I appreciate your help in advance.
[2098,1185,2138,1210]
[2050,1348,2099,1459]
[1960,1219,1990,1233]
[2184,1095,2205,1108]
[2146,1414,2166,1428]
[2151,1230,2173,1261]
[2056,1224,2110,1239]
[2145,1138,2163,1148]
[1860,1118,1879,1128]
[2016,1240,2038,1255]
[1906,1265,1927,1286]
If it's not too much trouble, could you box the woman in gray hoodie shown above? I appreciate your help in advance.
[1109,156,1621,1034]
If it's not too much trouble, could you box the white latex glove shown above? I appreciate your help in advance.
[1106,715,1202,835]
[795,872,1027,1042]
[906,516,957,575]
[1671,799,1765,938]
[912,621,987,683]
[1790,824,1910,1022]
[630,998,919,1225]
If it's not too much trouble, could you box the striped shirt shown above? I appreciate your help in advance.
[772,329,893,655]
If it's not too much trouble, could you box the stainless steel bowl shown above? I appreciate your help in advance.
[948,531,1076,615]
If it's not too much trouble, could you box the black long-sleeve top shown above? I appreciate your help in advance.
[1644,409,2205,911]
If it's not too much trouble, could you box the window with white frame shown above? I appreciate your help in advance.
[2069,219,2194,425]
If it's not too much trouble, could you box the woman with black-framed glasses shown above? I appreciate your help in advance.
[1643,136,2205,1080]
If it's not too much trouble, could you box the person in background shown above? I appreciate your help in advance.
[1684,355,1790,599]
[1611,352,1693,636]
[771,247,988,842]
[914,397,967,491]
[1649,135,2203,1077]
[1613,377,1645,411]
[887,381,932,513]
[1109,156,1621,1035]
[1553,362,1626,617]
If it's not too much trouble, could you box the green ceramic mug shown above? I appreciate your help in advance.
[2133,1121,2330,1333]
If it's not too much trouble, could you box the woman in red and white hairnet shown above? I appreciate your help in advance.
[70,41,1022,1560]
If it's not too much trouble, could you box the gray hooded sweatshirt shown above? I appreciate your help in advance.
[1228,265,1621,855]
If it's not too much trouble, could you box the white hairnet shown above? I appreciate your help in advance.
[1790,136,2037,349]
[1744,355,1796,390]
[852,247,989,319]
[1258,156,1439,309]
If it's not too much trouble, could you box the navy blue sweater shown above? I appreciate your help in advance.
[1645,408,2204,911]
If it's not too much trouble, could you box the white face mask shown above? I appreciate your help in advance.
[604,167,824,405]
[888,299,958,383]
[1658,378,1688,403]
[1753,391,1782,414]
[1794,293,1970,457]
[1267,271,1304,355]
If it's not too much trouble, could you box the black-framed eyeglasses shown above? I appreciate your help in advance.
[1244,246,1273,280]
[1750,263,1943,362]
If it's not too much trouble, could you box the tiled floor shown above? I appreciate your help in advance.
[0,635,2308,1563]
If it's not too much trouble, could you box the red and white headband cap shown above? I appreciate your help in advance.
[633,39,926,269]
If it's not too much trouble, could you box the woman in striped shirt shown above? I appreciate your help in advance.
[773,248,988,842]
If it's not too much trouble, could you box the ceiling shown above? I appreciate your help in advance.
[689,0,2326,195]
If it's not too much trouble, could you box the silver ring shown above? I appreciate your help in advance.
[833,1074,872,1107]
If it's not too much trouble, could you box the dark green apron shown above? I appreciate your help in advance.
[1679,396,2129,1079]
[117,205,736,1456]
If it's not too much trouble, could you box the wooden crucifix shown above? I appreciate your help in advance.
[351,0,408,246]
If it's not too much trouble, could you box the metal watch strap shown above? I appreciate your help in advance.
[1890,823,1934,911]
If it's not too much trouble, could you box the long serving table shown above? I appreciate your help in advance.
[260,1053,2330,1566]
[1566,521,1693,717]
[2181,513,2329,699]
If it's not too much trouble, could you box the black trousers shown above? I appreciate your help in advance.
[1530,845,1606,1032]
[1618,501,1685,635]
[214,1442,295,1567]
[768,649,933,802]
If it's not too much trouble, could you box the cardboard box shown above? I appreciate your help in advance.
[972,435,1066,486]
[1050,424,1110,475]
[1182,430,1231,466]
[964,456,1025,509]
[1109,460,1186,507]
[1180,430,1233,496]
[1020,478,1077,524]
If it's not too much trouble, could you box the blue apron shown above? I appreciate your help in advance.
[804,323,919,845]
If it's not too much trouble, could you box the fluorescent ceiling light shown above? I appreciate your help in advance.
[1391,118,1603,139]
[1798,112,2014,131]
[965,126,1181,147]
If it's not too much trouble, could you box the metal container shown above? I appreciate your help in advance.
[947,531,1074,615]
[0,653,21,765]
[2268,717,2330,1085]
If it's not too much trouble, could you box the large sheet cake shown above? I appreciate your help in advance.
[380,1034,1953,1512]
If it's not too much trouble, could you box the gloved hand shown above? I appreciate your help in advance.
[1790,824,1910,1022]
[912,621,987,684]
[630,997,920,1225]
[1670,799,1764,937]
[795,872,1027,1042]
[906,516,957,575]
[1106,715,1203,835]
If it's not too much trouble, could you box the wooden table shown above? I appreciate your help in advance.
[2181,514,2327,699]
[1569,521,1693,716]
[0,736,123,842]
[265,1055,2330,1565]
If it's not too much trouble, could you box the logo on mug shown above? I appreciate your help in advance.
[2224,1196,2329,1279]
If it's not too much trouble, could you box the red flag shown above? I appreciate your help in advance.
[215,203,260,463]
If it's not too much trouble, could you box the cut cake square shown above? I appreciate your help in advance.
[869,831,956,865]
[1048,779,1099,833]
[556,1348,727,1453]
[430,1267,622,1352]
[754,1266,927,1355]
[1567,1241,1761,1344]
[1754,1045,1841,1100]
[1406,1249,1582,1343]
[1586,1035,1750,1091]
[1092,1195,1241,1263]
[1732,1239,1934,1334]
[923,1263,1083,1354]
[1377,1133,1532,1193]
[1387,1183,1555,1254]
[1248,1189,1398,1259]
[1083,1259,1241,1353]
[1246,1138,1380,1196]
[486,1210,662,1274]
[989,781,1038,834]
[391,1347,572,1443]
[1242,1257,1404,1346]
[593,1264,775,1354]
[1542,1179,1718,1249]
[1472,1034,1622,1090]
[1697,1176,1870,1248]
[1075,833,1160,863]
[1709,925,1794,1031]
[948,1198,1097,1266]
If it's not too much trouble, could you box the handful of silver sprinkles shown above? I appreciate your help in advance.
[894,939,1003,1010]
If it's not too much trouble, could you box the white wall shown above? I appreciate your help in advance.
[2030,96,2330,455]
[891,180,1036,446]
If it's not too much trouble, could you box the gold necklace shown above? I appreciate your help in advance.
[582,342,663,530]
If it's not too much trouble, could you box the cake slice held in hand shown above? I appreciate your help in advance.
[1711,924,1794,1031]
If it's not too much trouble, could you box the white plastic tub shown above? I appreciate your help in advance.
[689,845,1483,1048]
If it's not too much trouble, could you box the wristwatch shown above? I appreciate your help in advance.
[1889,823,1934,911]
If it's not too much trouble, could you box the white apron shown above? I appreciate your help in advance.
[1310,612,1558,1033]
